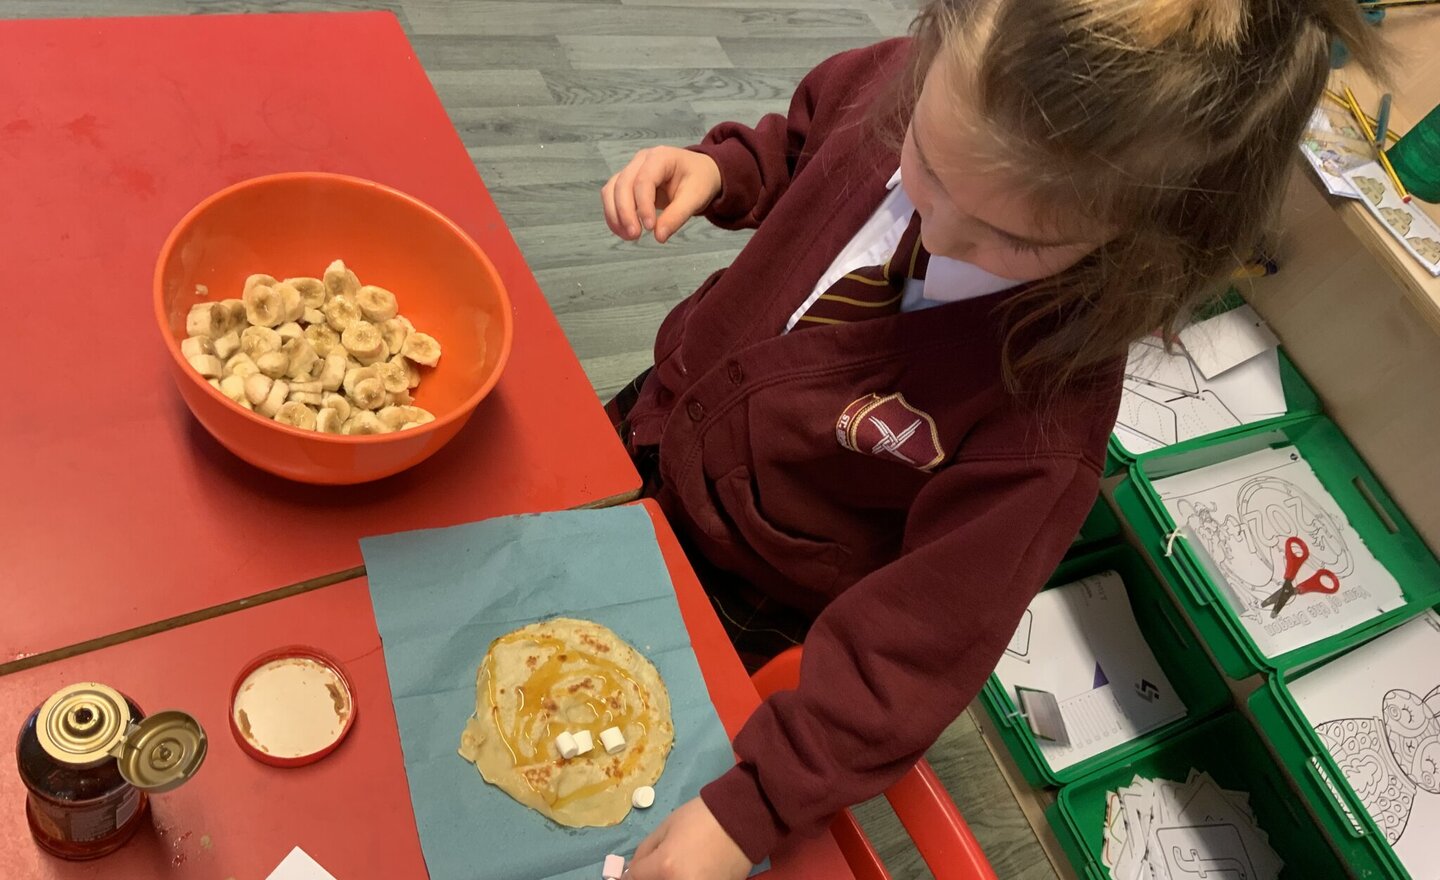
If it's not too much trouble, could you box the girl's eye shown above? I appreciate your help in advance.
[1002,236,1047,257]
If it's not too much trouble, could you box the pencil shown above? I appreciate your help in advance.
[1342,85,1411,203]
[1323,89,1401,143]
[1375,93,1392,148]
[1365,0,1440,9]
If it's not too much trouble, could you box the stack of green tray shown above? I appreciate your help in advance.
[1113,415,1440,679]
[980,543,1229,788]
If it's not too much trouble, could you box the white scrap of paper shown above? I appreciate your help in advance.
[265,847,339,880]
[1177,305,1279,380]
[1154,447,1405,659]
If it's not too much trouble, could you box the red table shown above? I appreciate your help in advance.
[0,501,852,879]
[0,12,640,665]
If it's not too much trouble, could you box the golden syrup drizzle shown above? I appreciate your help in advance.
[484,633,657,807]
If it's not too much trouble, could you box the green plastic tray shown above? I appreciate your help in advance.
[1106,289,1322,470]
[1249,649,1421,879]
[1116,416,1440,678]
[1071,498,1122,551]
[980,544,1230,787]
[1048,712,1349,880]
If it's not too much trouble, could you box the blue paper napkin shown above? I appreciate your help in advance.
[361,506,743,880]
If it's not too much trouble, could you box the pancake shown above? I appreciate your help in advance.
[458,618,674,827]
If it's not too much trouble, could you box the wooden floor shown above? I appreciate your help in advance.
[1,1,1055,876]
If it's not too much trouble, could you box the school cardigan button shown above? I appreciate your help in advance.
[726,362,744,385]
[687,401,705,422]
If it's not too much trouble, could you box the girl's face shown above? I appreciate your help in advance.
[899,55,1113,281]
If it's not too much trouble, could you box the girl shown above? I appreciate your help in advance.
[601,1,1383,877]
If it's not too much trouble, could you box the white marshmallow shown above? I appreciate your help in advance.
[603,854,625,880]
[572,729,594,756]
[555,731,580,759]
[600,726,627,755]
[631,785,656,809]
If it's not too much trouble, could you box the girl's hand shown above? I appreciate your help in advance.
[625,798,752,880]
[601,147,721,244]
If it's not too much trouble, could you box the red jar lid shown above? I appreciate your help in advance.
[230,647,356,768]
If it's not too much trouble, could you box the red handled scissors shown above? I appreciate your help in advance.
[1260,536,1340,618]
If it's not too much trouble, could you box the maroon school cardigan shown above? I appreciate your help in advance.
[623,39,1124,862]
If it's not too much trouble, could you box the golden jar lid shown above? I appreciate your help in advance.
[116,710,208,793]
[37,683,132,766]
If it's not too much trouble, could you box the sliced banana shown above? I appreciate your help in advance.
[224,352,259,380]
[181,336,216,360]
[244,374,274,406]
[256,351,290,379]
[304,323,340,357]
[276,281,306,323]
[243,274,278,298]
[218,374,247,404]
[219,299,248,334]
[390,354,421,389]
[275,401,318,430]
[407,406,436,425]
[343,365,377,395]
[287,277,327,309]
[276,321,304,341]
[244,283,285,328]
[376,405,410,431]
[214,331,242,360]
[323,259,361,301]
[319,351,348,392]
[351,377,386,411]
[282,338,319,381]
[386,389,414,407]
[188,353,224,379]
[375,359,410,394]
[343,411,386,435]
[302,307,325,326]
[379,315,413,355]
[342,321,387,365]
[316,407,345,434]
[186,303,224,338]
[357,285,399,323]
[321,392,352,422]
[240,326,282,359]
[401,332,441,367]
[324,296,362,333]
[258,379,290,418]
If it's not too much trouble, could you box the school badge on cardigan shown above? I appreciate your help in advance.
[835,393,945,471]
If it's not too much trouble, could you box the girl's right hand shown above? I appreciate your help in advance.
[601,146,721,244]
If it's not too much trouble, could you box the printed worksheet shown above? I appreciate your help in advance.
[1292,611,1440,879]
[1155,447,1405,658]
[1115,337,1287,456]
[1299,105,1373,199]
[1344,161,1440,277]
[995,571,1185,772]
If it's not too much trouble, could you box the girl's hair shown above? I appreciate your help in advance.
[876,0,1386,393]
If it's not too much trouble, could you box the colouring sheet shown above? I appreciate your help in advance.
[1299,105,1372,199]
[1154,447,1405,658]
[995,571,1185,772]
[1115,338,1287,457]
[1291,611,1440,879]
[1103,771,1282,880]
[1344,161,1440,277]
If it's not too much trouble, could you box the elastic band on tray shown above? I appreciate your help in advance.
[1164,527,1185,558]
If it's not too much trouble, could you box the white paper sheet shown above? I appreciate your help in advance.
[1178,305,1279,380]
[1291,611,1440,879]
[1114,339,1287,457]
[995,571,1186,772]
[266,847,339,880]
[1105,771,1282,880]
[1154,447,1405,658]
[1344,161,1440,277]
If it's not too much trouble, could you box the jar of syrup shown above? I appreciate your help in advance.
[16,682,207,860]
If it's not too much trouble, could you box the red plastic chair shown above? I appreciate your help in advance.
[751,647,999,880]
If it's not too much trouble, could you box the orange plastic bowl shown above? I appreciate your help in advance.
[154,172,513,484]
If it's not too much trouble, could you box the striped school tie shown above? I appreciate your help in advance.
[795,211,929,329]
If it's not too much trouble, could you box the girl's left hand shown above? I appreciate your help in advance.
[625,798,752,880]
